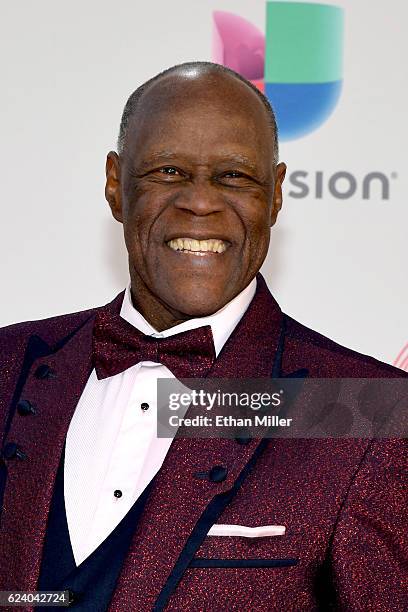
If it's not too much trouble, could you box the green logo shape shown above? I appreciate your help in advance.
[265,2,344,84]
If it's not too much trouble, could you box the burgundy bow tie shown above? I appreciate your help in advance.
[92,309,216,380]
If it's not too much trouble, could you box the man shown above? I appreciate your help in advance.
[0,62,406,611]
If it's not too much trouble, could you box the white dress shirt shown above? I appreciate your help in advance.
[64,278,257,566]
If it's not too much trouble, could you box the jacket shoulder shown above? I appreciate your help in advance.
[284,314,406,377]
[0,288,124,367]
[0,304,104,440]
[0,308,99,403]
[0,306,98,350]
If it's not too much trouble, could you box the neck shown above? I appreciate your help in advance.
[129,270,196,332]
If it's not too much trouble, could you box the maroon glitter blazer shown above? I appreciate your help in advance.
[0,274,407,611]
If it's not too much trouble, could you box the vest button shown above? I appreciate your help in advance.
[67,589,80,606]
[17,399,36,416]
[208,465,228,483]
[3,442,27,460]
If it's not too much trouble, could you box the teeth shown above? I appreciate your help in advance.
[167,238,227,253]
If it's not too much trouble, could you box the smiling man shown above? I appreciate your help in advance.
[0,62,406,612]
[106,63,286,326]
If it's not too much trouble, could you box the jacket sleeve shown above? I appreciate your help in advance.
[330,437,408,611]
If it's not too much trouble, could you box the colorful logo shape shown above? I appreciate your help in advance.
[213,2,344,140]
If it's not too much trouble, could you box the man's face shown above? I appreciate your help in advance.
[106,72,286,321]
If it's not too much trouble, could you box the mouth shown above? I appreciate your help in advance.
[166,237,230,256]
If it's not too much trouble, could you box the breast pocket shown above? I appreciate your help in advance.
[190,531,309,569]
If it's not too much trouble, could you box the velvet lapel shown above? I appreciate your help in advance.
[109,273,285,612]
[0,293,126,593]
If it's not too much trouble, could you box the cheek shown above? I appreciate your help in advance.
[122,191,165,256]
[122,210,144,260]
[234,202,272,274]
[239,201,272,246]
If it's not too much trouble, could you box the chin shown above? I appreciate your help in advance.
[157,271,235,315]
[168,290,229,319]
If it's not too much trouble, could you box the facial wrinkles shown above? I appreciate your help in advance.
[143,145,267,188]
[124,88,274,242]
[124,164,273,266]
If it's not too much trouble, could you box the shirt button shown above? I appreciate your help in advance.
[141,402,149,411]
[114,489,123,498]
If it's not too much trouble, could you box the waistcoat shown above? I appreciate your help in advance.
[36,444,154,611]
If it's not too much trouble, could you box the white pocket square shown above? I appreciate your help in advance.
[207,524,286,538]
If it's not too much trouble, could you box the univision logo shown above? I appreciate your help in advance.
[287,171,395,200]
[213,2,344,140]
[394,343,408,372]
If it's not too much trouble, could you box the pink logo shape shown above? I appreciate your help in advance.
[394,343,408,371]
[213,11,265,91]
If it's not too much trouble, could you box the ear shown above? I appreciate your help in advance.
[270,162,287,227]
[105,151,123,222]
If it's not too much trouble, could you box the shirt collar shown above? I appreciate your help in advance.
[120,278,257,357]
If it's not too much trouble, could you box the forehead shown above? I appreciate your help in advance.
[124,72,274,167]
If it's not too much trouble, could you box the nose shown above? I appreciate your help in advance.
[173,179,225,216]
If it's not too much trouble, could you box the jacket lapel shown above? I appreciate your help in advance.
[0,315,95,591]
[109,274,286,611]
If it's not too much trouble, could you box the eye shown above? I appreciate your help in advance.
[158,166,181,176]
[222,171,244,179]
[218,170,255,186]
[216,169,260,190]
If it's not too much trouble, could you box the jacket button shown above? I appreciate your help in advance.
[235,428,251,445]
[34,364,56,379]
[208,465,228,483]
[3,442,27,460]
[235,436,251,445]
[17,399,36,416]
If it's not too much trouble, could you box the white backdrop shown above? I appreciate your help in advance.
[1,0,406,369]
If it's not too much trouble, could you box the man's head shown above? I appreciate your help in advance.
[105,61,286,330]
